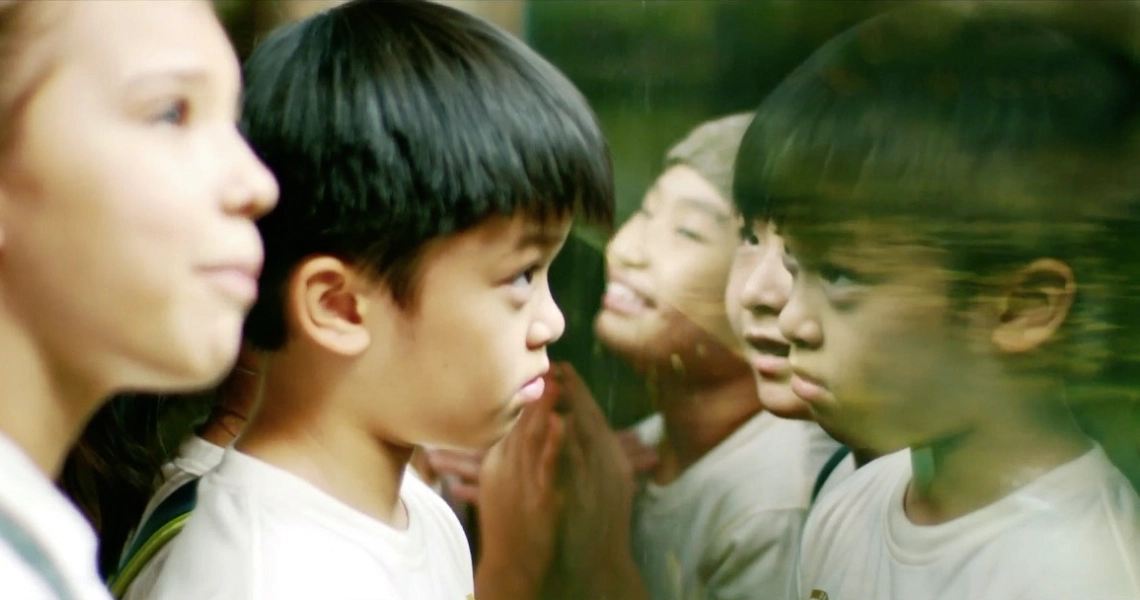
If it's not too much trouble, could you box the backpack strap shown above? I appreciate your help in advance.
[107,478,200,598]
[0,503,79,600]
[811,446,852,504]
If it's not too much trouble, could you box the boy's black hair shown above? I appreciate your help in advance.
[241,0,614,350]
[732,6,1140,377]
[733,6,1140,261]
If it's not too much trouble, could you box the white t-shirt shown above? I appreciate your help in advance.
[632,411,840,600]
[0,432,112,600]
[141,436,225,525]
[138,448,474,600]
[121,435,223,600]
[812,450,858,503]
[799,446,1140,600]
[633,413,665,447]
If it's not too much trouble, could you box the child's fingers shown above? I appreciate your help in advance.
[616,429,656,464]
[449,481,480,504]
[559,365,609,431]
[628,446,659,473]
[558,363,589,397]
[538,369,562,408]
[519,403,550,469]
[615,428,644,449]
[567,405,609,454]
[564,420,587,476]
[503,399,540,458]
[536,414,565,494]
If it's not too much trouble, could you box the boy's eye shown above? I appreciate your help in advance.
[675,227,706,242]
[782,252,801,277]
[815,262,870,309]
[510,267,537,288]
[818,264,859,288]
[739,225,760,246]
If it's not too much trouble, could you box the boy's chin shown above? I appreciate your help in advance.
[756,379,812,420]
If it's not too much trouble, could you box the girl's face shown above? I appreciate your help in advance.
[0,1,278,398]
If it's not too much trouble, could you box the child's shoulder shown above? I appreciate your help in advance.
[802,448,911,547]
[402,467,464,528]
[648,415,847,524]
[148,456,474,599]
[402,469,471,548]
[812,447,910,507]
[1006,445,1140,549]
[706,411,832,475]
[1001,450,1140,599]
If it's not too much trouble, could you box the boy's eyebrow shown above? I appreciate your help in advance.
[676,196,731,223]
[517,228,567,250]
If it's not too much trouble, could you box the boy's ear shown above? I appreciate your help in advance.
[285,256,372,357]
[990,258,1076,354]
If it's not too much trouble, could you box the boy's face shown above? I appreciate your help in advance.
[595,165,740,363]
[777,221,991,452]
[371,211,571,450]
[725,220,804,418]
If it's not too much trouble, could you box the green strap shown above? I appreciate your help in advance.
[810,446,852,504]
[107,512,193,598]
[107,477,200,598]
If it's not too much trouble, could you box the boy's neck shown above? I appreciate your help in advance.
[197,356,264,448]
[237,351,412,527]
[905,397,1092,525]
[650,365,761,485]
[0,319,98,477]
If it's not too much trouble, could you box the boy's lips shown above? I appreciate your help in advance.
[601,271,656,316]
[752,354,791,379]
[515,376,547,404]
[742,330,791,377]
[790,368,830,403]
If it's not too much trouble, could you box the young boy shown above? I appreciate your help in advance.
[725,202,869,502]
[593,114,839,600]
[725,218,863,503]
[139,1,612,598]
[733,6,1140,599]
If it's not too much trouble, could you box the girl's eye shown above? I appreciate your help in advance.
[153,98,190,126]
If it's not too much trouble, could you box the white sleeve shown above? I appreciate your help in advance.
[700,508,806,600]
[0,550,72,600]
[631,413,665,447]
[1012,524,1140,600]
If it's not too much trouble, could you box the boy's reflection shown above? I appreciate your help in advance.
[593,114,837,600]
